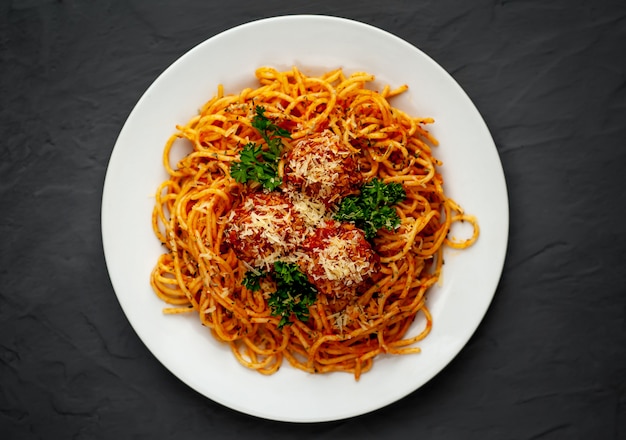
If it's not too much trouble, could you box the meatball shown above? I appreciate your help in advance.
[224,192,304,269]
[301,220,378,298]
[283,131,363,206]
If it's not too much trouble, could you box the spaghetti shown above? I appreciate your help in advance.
[150,66,479,380]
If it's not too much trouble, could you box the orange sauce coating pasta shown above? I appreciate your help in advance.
[150,66,478,379]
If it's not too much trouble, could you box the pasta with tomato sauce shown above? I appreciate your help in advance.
[150,66,478,380]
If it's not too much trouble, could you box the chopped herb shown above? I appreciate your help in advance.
[333,178,406,239]
[251,105,291,141]
[230,142,281,190]
[241,261,317,329]
[241,269,266,291]
[270,261,318,328]
[229,106,291,190]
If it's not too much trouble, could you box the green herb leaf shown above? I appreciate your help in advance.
[241,269,266,292]
[230,143,281,190]
[241,262,317,329]
[267,261,317,329]
[252,106,292,141]
[229,106,291,190]
[333,178,406,239]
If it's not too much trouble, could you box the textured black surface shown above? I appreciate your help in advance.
[2,1,625,438]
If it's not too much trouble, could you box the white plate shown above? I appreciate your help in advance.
[101,15,508,422]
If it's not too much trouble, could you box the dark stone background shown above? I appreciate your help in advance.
[1,1,625,438]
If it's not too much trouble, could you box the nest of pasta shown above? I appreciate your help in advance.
[151,67,478,380]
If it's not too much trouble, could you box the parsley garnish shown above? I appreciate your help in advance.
[242,261,317,329]
[241,269,266,292]
[333,178,406,239]
[251,106,291,142]
[230,106,291,190]
[268,261,317,329]
[230,143,281,190]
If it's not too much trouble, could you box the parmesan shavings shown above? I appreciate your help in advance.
[313,233,373,286]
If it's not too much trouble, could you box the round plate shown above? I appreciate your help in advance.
[101,15,508,422]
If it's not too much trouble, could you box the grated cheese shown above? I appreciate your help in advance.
[286,190,328,235]
[226,195,302,269]
[313,233,373,285]
[286,131,352,201]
